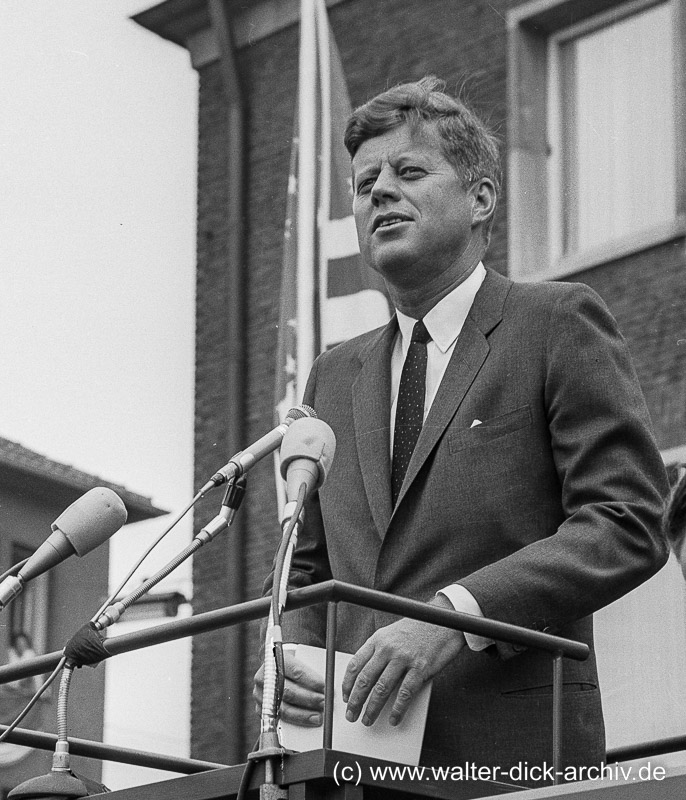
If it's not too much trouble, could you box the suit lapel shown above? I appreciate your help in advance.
[390,269,511,516]
[352,318,397,538]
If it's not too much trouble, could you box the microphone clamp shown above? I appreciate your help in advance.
[195,505,233,546]
[280,500,304,528]
[205,443,263,489]
[94,600,126,630]
[0,575,24,610]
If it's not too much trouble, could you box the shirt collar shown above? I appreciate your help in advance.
[396,262,486,354]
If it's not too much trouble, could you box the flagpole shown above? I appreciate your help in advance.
[315,0,331,354]
[296,0,318,399]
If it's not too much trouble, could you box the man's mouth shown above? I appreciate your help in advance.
[373,214,410,232]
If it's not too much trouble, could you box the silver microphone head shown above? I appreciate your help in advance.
[284,404,317,423]
[279,417,336,491]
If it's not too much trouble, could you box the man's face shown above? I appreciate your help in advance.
[351,122,480,291]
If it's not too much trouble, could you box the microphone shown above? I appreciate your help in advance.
[199,404,317,493]
[279,417,336,517]
[0,487,127,610]
[92,478,248,632]
[259,417,336,763]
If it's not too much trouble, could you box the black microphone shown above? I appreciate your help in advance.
[0,487,127,610]
[199,404,317,493]
[279,417,336,522]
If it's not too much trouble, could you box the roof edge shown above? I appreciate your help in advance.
[132,0,210,47]
[0,437,168,523]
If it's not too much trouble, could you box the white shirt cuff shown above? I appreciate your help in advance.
[438,584,494,652]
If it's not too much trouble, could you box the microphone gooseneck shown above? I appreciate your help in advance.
[93,476,248,632]
[199,404,317,494]
[260,417,336,750]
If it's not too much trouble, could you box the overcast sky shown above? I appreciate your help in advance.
[0,1,198,586]
[0,3,199,787]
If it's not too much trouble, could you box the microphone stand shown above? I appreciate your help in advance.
[9,478,247,798]
[94,477,247,631]
[251,483,308,800]
[7,661,103,799]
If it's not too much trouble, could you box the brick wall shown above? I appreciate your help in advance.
[576,240,686,450]
[191,0,686,763]
[190,0,512,762]
[191,59,242,763]
[191,0,511,762]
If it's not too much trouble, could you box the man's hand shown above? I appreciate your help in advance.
[342,595,464,727]
[253,649,325,727]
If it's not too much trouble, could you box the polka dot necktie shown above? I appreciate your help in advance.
[391,319,432,506]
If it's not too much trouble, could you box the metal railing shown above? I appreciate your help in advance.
[0,580,590,781]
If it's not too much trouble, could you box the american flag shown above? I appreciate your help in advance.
[274,0,390,489]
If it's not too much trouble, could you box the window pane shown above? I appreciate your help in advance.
[560,2,675,253]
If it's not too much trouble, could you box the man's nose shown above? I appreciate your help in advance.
[371,167,400,205]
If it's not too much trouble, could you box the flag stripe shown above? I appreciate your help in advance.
[322,216,359,261]
[274,0,391,510]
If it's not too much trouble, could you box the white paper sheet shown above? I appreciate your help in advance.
[277,644,432,766]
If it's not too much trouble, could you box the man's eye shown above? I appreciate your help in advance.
[400,166,423,178]
[355,178,374,194]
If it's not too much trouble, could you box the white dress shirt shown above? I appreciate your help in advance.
[390,262,492,651]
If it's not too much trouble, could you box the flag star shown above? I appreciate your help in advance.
[284,354,297,377]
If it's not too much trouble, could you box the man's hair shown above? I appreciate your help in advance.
[344,76,502,237]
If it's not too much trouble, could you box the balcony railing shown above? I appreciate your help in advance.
[0,581,675,787]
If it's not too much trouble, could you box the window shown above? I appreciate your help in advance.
[1,542,49,663]
[8,543,48,656]
[508,0,686,280]
[0,542,49,768]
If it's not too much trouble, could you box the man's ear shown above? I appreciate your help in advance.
[470,177,497,227]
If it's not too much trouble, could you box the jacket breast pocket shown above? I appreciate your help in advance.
[448,405,532,453]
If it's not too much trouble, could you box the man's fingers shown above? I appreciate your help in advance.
[357,662,406,726]
[341,641,374,702]
[388,668,425,726]
[344,655,389,723]
[255,652,325,695]
[253,652,325,727]
[275,698,323,727]
[284,651,325,694]
[341,614,464,728]
[255,673,324,710]
[281,676,325,710]
[253,698,323,727]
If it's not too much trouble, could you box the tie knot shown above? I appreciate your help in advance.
[411,319,431,344]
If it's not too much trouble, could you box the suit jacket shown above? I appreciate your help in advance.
[268,268,669,778]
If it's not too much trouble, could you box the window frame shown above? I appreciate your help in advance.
[4,541,49,657]
[507,0,686,281]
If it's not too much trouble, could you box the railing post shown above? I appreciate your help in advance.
[552,651,563,784]
[323,601,338,750]
[0,581,592,779]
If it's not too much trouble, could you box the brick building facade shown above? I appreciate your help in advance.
[135,0,686,768]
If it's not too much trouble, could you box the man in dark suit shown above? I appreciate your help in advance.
[256,77,668,780]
